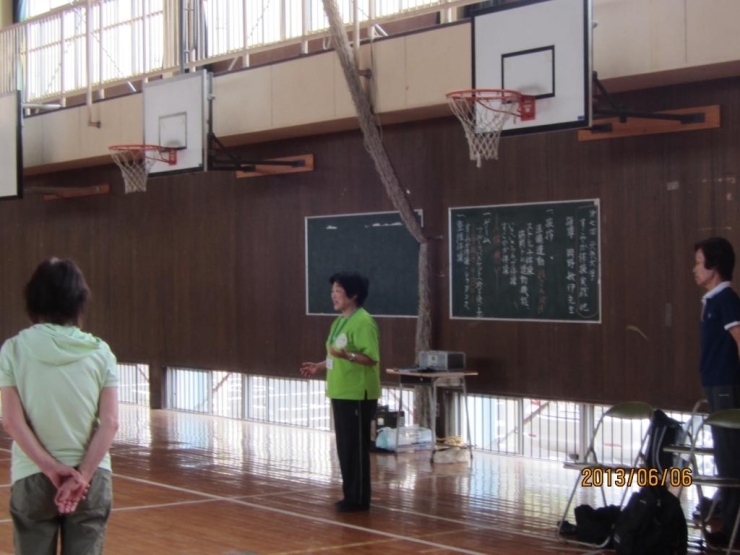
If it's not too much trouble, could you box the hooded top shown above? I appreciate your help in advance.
[0,324,118,484]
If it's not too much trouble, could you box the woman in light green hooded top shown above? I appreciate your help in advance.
[0,258,119,555]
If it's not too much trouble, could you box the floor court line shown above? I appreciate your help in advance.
[0,443,557,553]
[114,485,340,511]
[114,471,579,552]
[365,503,559,544]
[114,469,557,545]
[0,443,572,552]
[113,472,488,555]
[220,476,555,540]
[272,537,399,554]
[231,484,338,500]
[113,497,220,512]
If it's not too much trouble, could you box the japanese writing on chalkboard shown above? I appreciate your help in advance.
[450,200,600,322]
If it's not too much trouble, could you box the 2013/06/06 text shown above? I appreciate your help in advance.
[580,467,692,488]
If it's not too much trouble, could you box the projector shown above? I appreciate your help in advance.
[419,350,466,371]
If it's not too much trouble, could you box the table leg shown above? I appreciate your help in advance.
[431,379,438,462]
[394,379,404,456]
[462,378,473,461]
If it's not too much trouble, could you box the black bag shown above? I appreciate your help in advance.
[613,486,688,555]
[646,409,685,472]
[574,504,621,545]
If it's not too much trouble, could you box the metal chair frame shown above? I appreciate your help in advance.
[662,399,710,500]
[684,408,740,555]
[557,401,654,547]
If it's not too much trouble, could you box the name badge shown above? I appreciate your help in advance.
[335,333,348,349]
[326,358,334,370]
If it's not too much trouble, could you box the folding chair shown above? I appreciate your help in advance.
[662,399,710,500]
[556,401,654,546]
[685,408,740,555]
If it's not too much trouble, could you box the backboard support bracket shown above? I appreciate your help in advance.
[207,132,307,173]
[234,154,314,179]
[205,88,307,174]
[591,73,706,126]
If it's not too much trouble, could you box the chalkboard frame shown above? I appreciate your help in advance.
[305,210,423,318]
[448,199,601,323]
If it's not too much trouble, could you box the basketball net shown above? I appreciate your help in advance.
[109,145,175,194]
[446,89,535,168]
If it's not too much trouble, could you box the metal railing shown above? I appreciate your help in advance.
[161,366,709,468]
[465,395,584,459]
[117,362,150,406]
[164,366,417,431]
[1,0,473,104]
[0,25,21,93]
[0,358,708,469]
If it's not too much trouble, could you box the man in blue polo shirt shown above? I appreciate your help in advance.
[694,237,740,548]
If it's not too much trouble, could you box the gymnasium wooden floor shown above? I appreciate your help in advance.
[0,405,704,554]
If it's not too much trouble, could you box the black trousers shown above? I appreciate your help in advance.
[331,398,377,507]
[705,385,740,534]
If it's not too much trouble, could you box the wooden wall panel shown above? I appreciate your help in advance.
[3,77,740,410]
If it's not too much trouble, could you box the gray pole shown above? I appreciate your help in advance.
[180,0,186,73]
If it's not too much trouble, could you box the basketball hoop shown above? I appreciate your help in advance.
[109,145,177,194]
[446,89,536,168]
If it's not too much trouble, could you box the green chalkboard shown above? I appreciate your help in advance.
[449,200,600,322]
[305,211,422,317]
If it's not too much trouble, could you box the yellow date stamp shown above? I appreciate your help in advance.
[581,467,692,488]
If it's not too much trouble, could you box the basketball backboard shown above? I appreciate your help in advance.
[0,91,22,200]
[473,0,592,135]
[143,70,209,175]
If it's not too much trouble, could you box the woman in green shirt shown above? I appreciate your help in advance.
[300,272,380,512]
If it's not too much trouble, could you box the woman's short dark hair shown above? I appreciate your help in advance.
[695,237,735,281]
[329,272,370,307]
[24,258,90,325]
